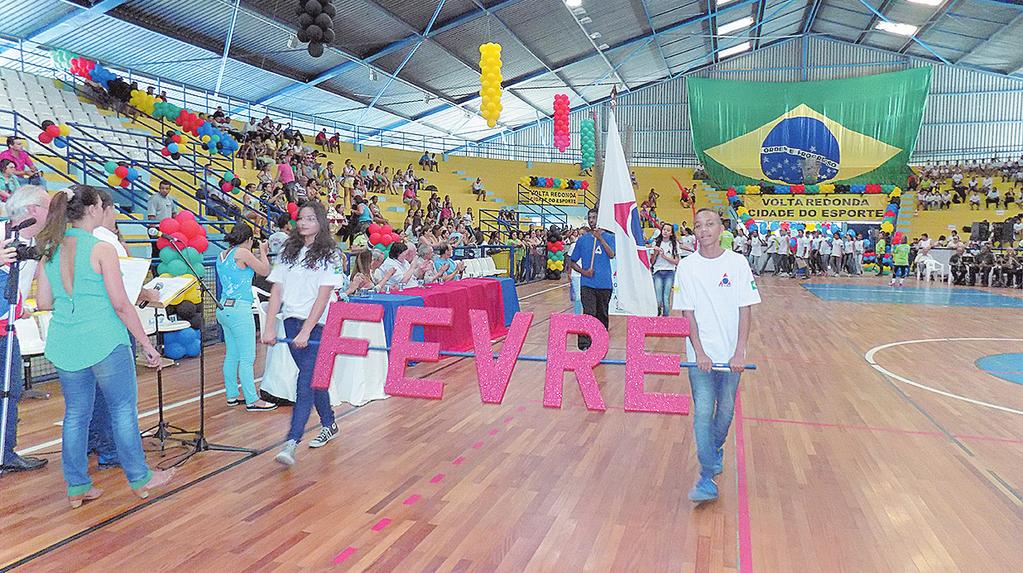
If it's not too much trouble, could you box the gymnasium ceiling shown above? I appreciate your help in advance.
[2,0,1022,142]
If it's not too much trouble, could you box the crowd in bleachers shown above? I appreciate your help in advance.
[911,157,1023,210]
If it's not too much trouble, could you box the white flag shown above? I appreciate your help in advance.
[596,112,657,317]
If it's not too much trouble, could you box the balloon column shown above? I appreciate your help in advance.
[103,160,141,188]
[479,43,503,128]
[295,0,337,57]
[37,120,71,149]
[553,94,570,153]
[546,238,566,278]
[879,187,902,235]
[580,118,595,170]
[726,187,760,234]
[368,223,401,255]
[153,212,210,359]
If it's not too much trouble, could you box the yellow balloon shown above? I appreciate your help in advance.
[59,124,71,137]
[107,174,121,187]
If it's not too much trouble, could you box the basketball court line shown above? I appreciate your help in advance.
[865,338,1023,416]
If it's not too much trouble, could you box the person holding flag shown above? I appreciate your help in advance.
[569,209,615,350]
[673,208,760,503]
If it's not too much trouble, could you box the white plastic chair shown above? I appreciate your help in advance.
[916,258,946,282]
[463,259,481,278]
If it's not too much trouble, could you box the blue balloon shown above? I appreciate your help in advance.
[769,221,780,231]
[789,238,797,247]
[54,137,67,148]
[863,239,871,250]
[167,143,179,153]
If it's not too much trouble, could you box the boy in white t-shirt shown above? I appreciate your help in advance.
[830,233,844,276]
[672,209,760,503]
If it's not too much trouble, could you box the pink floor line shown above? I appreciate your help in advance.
[430,473,446,483]
[403,494,420,505]
[743,416,1023,445]
[734,394,754,573]
[333,547,357,565]
[488,428,499,436]
[472,441,484,449]
[452,456,465,465]
[371,518,391,532]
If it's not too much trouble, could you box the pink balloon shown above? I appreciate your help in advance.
[188,235,209,253]
[159,218,181,235]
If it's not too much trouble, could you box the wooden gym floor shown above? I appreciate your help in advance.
[1,276,1021,572]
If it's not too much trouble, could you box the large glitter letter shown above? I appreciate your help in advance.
[385,306,453,399]
[471,310,533,404]
[624,316,690,415]
[544,313,607,411]
[311,302,382,390]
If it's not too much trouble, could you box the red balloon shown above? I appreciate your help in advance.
[369,232,382,244]
[156,237,170,251]
[390,233,401,244]
[170,232,189,246]
[119,178,130,188]
[368,223,381,235]
[188,235,209,253]
[220,181,233,193]
[175,210,196,224]
[114,165,128,178]
[45,124,60,137]
[159,218,181,235]
[380,234,394,246]
[581,181,589,190]
[381,225,392,235]
[38,132,53,144]
[160,147,171,157]
[726,188,737,197]
[179,219,202,239]
[171,134,181,143]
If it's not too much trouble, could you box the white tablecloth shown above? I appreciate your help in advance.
[260,316,389,407]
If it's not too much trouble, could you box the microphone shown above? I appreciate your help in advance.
[138,282,163,309]
[147,227,185,243]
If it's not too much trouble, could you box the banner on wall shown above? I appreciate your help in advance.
[741,194,889,221]
[687,68,931,186]
[521,187,580,206]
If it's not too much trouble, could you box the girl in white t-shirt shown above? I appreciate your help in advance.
[263,201,346,467]
[650,222,680,317]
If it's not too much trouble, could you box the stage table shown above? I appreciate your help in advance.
[397,278,510,352]
[346,292,425,346]
[493,277,520,326]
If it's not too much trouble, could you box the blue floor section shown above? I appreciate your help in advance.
[976,354,1023,385]
[801,283,1023,308]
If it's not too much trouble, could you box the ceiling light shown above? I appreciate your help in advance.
[719,41,751,58]
[579,16,592,24]
[907,0,943,5]
[718,16,754,35]
[597,43,609,50]
[716,0,739,6]
[369,69,378,81]
[565,0,582,7]
[876,21,918,36]
[588,32,602,39]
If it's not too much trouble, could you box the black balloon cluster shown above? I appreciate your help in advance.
[296,0,336,58]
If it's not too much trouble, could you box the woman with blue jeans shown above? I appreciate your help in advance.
[262,201,346,467]
[216,223,276,411]
[650,222,680,317]
[35,185,174,508]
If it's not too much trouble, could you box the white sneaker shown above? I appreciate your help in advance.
[275,439,297,466]
[309,424,339,449]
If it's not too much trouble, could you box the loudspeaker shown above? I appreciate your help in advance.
[970,221,989,241]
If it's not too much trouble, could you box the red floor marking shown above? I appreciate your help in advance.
[333,547,357,564]
[452,456,465,465]
[488,428,499,436]
[472,441,484,449]
[403,494,420,505]
[735,394,754,573]
[744,416,1023,445]
[503,416,514,424]
[371,518,391,531]
[430,473,445,483]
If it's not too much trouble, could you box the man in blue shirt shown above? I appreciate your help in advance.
[569,209,615,350]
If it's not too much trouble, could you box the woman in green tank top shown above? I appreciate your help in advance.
[35,185,174,509]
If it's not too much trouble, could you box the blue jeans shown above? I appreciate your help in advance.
[88,337,136,466]
[283,318,334,443]
[1,335,22,462]
[652,270,675,317]
[58,345,151,496]
[217,304,258,404]
[688,367,741,479]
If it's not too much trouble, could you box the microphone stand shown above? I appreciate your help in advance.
[156,236,256,465]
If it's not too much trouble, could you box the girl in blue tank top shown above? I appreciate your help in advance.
[215,223,275,411]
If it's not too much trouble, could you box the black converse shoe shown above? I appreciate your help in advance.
[309,424,339,448]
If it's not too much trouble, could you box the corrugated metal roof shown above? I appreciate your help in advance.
[498,0,596,67]
[0,0,77,39]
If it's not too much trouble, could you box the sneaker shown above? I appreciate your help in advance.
[309,424,339,448]
[245,401,278,412]
[275,440,297,466]
[688,477,719,503]
[226,398,242,407]
[712,449,724,477]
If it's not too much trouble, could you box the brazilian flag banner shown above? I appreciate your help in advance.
[687,68,931,186]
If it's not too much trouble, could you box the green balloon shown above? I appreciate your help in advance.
[167,260,190,276]
[160,246,183,264]
[104,161,117,175]
[156,262,169,276]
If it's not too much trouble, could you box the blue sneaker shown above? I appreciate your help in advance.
[713,448,724,476]
[688,477,719,503]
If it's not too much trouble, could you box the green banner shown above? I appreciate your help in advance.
[687,68,931,186]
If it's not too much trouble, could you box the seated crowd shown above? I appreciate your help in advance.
[911,156,1023,210]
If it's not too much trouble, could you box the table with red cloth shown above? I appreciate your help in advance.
[397,278,509,352]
